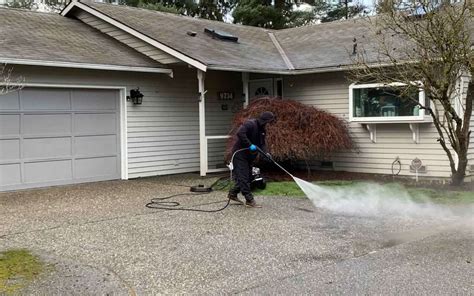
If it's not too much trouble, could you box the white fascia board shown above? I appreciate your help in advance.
[0,57,173,75]
[67,2,207,72]
[208,61,418,75]
[60,0,77,16]
[208,65,352,75]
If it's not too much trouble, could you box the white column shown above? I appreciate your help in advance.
[197,69,207,176]
[242,72,249,108]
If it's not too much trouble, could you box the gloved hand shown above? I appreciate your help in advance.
[265,152,272,160]
[249,144,257,152]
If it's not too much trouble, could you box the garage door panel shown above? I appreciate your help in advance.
[75,135,117,157]
[23,114,71,136]
[0,87,120,191]
[21,88,71,110]
[0,115,20,136]
[72,90,117,110]
[0,139,20,161]
[23,137,71,159]
[75,156,118,179]
[74,113,116,135]
[0,92,20,110]
[24,160,72,183]
[0,164,21,186]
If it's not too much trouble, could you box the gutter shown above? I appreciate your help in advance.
[207,65,350,75]
[208,61,418,75]
[0,58,174,76]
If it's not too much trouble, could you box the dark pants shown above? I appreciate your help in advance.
[229,152,254,202]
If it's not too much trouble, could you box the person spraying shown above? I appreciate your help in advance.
[228,111,276,208]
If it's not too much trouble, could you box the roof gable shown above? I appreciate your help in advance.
[71,8,181,65]
[64,1,289,72]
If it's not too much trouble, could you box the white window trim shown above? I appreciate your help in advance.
[349,82,429,123]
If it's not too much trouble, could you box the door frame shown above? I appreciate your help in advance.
[248,78,283,99]
[0,83,128,180]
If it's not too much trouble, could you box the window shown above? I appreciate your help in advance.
[275,78,283,98]
[255,87,270,96]
[349,83,427,123]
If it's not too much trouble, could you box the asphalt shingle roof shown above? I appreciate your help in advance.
[84,2,380,72]
[275,18,377,71]
[85,2,289,71]
[9,2,464,74]
[0,7,164,69]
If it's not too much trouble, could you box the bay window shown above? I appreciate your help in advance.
[349,83,428,123]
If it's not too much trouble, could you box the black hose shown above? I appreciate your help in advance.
[391,157,401,176]
[145,176,233,212]
[145,147,283,213]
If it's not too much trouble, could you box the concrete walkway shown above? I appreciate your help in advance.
[0,174,472,295]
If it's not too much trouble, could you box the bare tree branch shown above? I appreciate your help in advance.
[348,0,473,185]
[0,64,24,95]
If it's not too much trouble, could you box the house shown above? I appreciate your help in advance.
[0,0,471,191]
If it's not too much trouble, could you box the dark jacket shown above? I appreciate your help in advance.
[232,118,267,155]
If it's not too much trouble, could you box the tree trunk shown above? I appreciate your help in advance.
[274,0,284,10]
[452,157,468,186]
[451,80,474,186]
[344,0,348,19]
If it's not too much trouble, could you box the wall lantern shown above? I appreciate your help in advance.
[127,88,144,105]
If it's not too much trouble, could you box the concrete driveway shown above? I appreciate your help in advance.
[0,174,472,295]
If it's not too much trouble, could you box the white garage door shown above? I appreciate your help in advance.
[0,87,121,191]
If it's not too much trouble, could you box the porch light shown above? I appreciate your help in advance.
[127,88,144,105]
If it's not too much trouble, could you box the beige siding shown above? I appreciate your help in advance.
[72,10,181,65]
[283,72,452,179]
[12,65,240,178]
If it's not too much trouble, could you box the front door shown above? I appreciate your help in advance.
[249,79,274,101]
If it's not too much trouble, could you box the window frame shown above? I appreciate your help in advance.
[349,82,428,123]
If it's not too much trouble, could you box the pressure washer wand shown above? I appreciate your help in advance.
[256,146,294,178]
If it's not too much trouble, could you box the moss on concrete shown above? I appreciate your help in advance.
[0,249,44,295]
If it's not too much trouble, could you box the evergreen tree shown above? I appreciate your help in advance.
[321,2,366,23]
[232,0,328,29]
[4,0,67,12]
[119,0,234,21]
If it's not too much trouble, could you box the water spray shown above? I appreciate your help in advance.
[256,147,467,221]
[147,146,467,221]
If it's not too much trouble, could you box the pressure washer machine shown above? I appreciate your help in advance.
[250,167,266,190]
